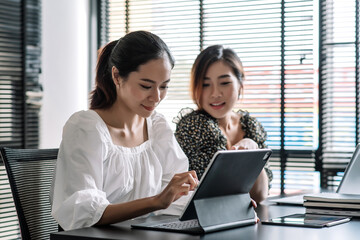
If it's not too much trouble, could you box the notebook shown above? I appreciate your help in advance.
[270,143,360,206]
[131,149,272,234]
[303,193,360,217]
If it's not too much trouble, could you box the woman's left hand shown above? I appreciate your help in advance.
[251,198,260,223]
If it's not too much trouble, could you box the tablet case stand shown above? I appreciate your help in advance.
[193,192,256,233]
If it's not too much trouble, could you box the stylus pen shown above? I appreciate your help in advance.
[325,217,351,227]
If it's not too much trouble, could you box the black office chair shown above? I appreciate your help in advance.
[0,147,59,240]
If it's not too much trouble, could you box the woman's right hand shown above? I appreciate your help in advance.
[154,170,199,209]
[231,138,259,150]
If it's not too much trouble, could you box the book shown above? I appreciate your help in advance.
[306,207,360,217]
[304,201,360,209]
[303,192,360,203]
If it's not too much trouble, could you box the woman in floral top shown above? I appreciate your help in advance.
[174,45,272,203]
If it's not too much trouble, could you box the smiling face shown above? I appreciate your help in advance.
[114,55,172,118]
[200,60,241,119]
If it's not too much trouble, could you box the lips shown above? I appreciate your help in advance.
[142,105,155,111]
[210,102,225,109]
[210,102,224,106]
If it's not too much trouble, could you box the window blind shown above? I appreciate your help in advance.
[282,0,317,192]
[108,0,126,41]
[0,0,23,238]
[0,0,23,149]
[105,0,318,194]
[103,0,360,194]
[24,0,42,149]
[0,0,42,238]
[202,0,317,194]
[98,0,110,48]
[319,0,359,189]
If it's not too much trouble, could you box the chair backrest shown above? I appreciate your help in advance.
[0,147,59,240]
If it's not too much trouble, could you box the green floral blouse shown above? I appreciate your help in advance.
[174,108,273,187]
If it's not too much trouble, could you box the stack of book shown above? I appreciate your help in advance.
[303,192,360,217]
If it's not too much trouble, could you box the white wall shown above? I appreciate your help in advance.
[40,0,91,148]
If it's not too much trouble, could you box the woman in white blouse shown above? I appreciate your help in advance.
[50,31,199,231]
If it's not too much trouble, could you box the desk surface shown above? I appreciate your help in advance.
[50,201,360,240]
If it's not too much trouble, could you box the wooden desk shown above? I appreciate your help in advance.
[50,202,360,240]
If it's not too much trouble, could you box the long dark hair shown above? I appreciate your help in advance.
[190,45,244,109]
[90,31,175,109]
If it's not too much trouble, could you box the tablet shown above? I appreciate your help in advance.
[180,149,272,221]
[132,149,272,234]
[261,214,351,228]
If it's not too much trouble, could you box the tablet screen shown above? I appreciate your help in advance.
[262,214,350,228]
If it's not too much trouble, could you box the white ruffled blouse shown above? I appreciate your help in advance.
[50,110,189,230]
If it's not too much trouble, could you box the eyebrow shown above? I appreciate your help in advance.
[203,74,231,80]
[219,74,230,79]
[140,78,170,84]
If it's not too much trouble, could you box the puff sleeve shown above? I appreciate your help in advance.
[51,112,110,230]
